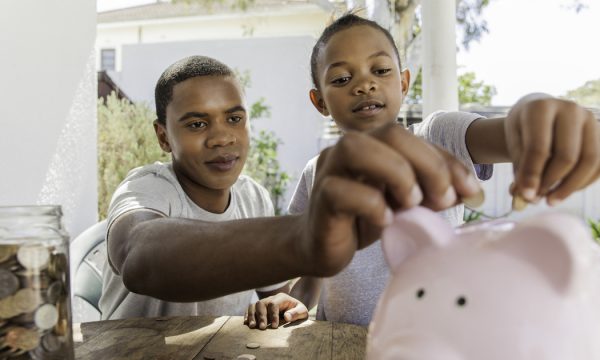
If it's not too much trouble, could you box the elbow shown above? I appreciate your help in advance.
[121,251,153,296]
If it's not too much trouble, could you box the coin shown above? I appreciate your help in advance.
[17,271,50,291]
[0,245,17,264]
[45,281,64,304]
[12,288,40,314]
[0,297,19,319]
[5,326,40,351]
[512,195,528,211]
[35,304,58,330]
[17,244,50,271]
[40,333,62,353]
[237,355,256,360]
[246,342,260,349]
[0,269,19,299]
[47,253,67,281]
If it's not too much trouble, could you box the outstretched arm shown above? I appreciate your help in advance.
[466,94,600,204]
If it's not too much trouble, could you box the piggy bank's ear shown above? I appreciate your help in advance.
[382,207,454,273]
[494,212,591,295]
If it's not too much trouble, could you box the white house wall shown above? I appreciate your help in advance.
[0,0,98,237]
[96,8,328,71]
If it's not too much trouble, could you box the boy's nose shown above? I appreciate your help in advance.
[352,78,377,95]
[206,128,236,148]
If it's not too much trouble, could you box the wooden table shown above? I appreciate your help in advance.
[73,316,368,359]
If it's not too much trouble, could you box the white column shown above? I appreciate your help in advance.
[422,0,459,117]
[0,0,97,237]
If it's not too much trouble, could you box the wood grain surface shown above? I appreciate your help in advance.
[74,316,367,360]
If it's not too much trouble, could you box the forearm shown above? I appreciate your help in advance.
[290,276,322,310]
[121,215,306,302]
[465,117,511,164]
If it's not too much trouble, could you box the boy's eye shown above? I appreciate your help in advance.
[188,121,207,129]
[228,115,243,124]
[374,68,392,75]
[331,76,351,85]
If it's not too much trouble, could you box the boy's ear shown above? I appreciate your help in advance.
[153,120,172,153]
[401,69,410,97]
[309,89,330,116]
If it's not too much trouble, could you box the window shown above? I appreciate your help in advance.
[100,49,116,71]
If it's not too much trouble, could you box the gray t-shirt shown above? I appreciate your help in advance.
[99,162,285,320]
[288,111,493,326]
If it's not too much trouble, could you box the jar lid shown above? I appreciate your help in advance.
[0,205,62,218]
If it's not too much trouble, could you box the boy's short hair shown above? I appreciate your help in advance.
[310,12,402,89]
[155,55,234,124]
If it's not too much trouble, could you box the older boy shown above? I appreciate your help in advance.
[99,55,487,320]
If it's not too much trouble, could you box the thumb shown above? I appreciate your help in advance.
[283,302,309,323]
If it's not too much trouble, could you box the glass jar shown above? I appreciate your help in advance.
[0,205,73,360]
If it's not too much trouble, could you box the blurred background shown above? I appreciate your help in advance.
[1,0,599,238]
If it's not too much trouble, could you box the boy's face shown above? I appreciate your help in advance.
[155,75,249,193]
[311,25,409,132]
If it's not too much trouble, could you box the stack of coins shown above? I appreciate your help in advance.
[0,242,72,360]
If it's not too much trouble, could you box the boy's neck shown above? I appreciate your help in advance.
[174,170,232,214]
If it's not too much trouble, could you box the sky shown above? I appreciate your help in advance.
[97,0,600,106]
[457,0,600,105]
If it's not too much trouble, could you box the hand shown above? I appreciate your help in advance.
[299,122,482,276]
[505,95,600,205]
[244,293,308,330]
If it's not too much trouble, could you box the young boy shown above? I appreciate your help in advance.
[100,55,484,320]
[245,13,600,328]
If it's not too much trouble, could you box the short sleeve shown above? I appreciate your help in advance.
[410,111,493,181]
[288,156,319,215]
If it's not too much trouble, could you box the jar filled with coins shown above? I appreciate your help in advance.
[0,206,73,360]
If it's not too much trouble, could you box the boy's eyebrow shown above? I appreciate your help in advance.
[224,105,246,114]
[326,51,393,72]
[177,106,246,122]
[178,112,208,122]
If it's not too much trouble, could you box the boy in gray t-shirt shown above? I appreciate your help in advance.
[245,14,600,328]
[100,56,488,323]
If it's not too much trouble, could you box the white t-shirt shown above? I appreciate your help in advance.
[288,111,494,325]
[99,162,285,320]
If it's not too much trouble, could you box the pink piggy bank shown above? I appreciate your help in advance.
[367,207,600,360]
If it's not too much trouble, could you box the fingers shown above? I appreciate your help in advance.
[245,304,256,328]
[319,125,480,213]
[318,130,422,210]
[283,302,309,323]
[432,145,482,209]
[255,300,268,330]
[512,102,554,201]
[537,109,583,196]
[546,114,600,204]
[267,302,280,329]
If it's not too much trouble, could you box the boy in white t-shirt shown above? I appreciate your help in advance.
[245,14,600,328]
[100,55,486,321]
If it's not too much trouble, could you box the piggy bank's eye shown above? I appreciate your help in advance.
[456,296,467,307]
[416,288,426,299]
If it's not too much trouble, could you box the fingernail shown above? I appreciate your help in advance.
[462,188,485,209]
[409,185,423,206]
[522,188,537,201]
[465,175,480,193]
[284,312,291,321]
[383,207,394,226]
[439,187,457,207]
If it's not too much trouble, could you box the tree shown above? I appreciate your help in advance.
[562,79,600,108]
[406,69,496,106]
[236,69,290,215]
[97,94,169,219]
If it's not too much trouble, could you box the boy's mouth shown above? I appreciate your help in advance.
[352,100,385,115]
[205,154,239,172]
